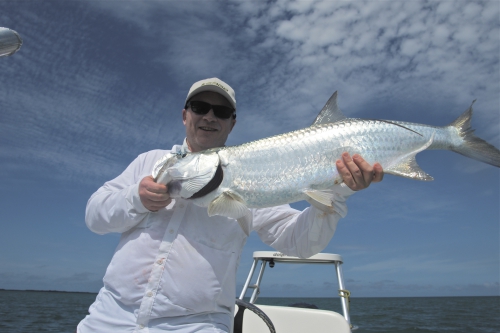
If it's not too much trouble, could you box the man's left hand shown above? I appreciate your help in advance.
[336,152,384,191]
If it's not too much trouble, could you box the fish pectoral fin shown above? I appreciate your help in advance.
[209,191,252,235]
[208,191,249,219]
[237,210,253,236]
[385,133,435,181]
[304,189,333,206]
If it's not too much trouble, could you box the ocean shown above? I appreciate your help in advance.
[0,290,498,333]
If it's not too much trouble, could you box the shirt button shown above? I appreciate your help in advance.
[139,324,144,329]
[147,291,153,297]
[179,203,185,208]
[157,259,164,265]
[169,229,174,234]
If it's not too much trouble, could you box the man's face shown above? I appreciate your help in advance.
[182,91,236,152]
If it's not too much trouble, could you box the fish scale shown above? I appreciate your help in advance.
[153,92,500,226]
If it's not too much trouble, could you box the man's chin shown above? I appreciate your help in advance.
[192,139,223,152]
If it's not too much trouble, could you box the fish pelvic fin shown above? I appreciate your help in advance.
[385,133,435,181]
[304,190,336,214]
[311,91,348,126]
[304,190,333,207]
[448,101,500,167]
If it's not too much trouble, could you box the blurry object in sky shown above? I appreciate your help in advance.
[0,27,23,57]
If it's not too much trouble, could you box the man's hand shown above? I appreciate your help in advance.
[139,176,172,211]
[336,152,384,191]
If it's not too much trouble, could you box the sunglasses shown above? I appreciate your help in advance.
[186,101,235,119]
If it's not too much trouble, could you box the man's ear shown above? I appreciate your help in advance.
[229,118,236,132]
[182,109,187,125]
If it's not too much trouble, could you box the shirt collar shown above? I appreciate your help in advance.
[171,138,191,155]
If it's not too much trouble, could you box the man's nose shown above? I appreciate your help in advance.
[203,109,217,121]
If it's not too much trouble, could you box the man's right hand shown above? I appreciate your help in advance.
[139,176,172,211]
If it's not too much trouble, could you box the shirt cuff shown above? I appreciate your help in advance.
[337,182,357,197]
[128,182,151,214]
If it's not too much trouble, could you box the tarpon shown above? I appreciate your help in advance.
[152,92,500,233]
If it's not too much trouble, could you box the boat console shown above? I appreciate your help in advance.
[235,251,353,333]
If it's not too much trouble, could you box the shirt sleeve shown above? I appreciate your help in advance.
[85,153,154,235]
[252,183,355,258]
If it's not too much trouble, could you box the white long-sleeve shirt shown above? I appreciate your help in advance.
[77,141,354,333]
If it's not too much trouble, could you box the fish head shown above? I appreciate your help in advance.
[153,151,220,199]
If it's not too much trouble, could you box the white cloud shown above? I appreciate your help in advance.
[232,0,498,113]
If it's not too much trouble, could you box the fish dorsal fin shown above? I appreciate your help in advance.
[377,119,423,136]
[385,132,435,181]
[312,91,347,126]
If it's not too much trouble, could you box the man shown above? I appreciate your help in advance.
[77,78,383,333]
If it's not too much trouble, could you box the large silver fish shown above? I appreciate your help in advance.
[152,92,500,232]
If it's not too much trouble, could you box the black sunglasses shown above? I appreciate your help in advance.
[186,101,235,119]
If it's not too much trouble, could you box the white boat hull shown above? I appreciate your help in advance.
[236,304,351,333]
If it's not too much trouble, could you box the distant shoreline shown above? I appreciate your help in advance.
[0,289,498,298]
[0,288,97,294]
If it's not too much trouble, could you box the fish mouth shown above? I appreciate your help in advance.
[199,126,218,132]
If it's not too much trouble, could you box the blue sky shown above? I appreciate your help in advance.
[0,0,498,298]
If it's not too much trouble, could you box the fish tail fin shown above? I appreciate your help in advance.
[449,101,500,167]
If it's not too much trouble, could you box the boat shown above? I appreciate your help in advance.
[234,251,354,333]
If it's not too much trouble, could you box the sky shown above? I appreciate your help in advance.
[0,0,499,299]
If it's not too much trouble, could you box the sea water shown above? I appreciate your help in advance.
[0,290,498,333]
[254,296,500,333]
